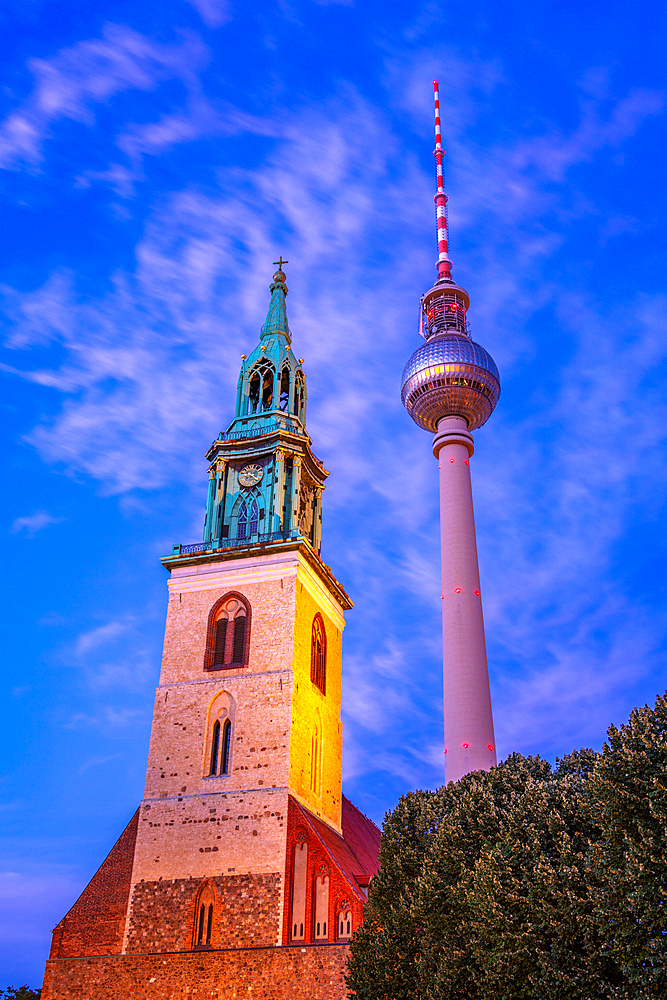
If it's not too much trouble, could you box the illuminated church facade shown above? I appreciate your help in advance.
[42,265,380,1000]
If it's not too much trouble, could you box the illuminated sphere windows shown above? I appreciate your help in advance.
[401,333,500,433]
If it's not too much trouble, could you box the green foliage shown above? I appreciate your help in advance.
[348,693,667,1000]
[589,693,667,998]
[0,988,42,1000]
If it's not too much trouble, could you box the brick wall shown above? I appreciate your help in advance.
[42,943,351,1000]
[126,873,281,953]
[50,810,139,959]
[282,797,365,946]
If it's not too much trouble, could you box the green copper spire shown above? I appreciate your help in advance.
[226,264,307,439]
[261,267,290,343]
[191,261,326,557]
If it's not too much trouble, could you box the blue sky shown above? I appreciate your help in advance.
[1,0,666,987]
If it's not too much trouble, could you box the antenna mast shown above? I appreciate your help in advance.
[433,80,452,282]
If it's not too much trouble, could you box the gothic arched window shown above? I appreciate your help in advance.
[204,691,235,778]
[337,908,352,940]
[291,839,308,941]
[220,718,231,774]
[208,718,232,776]
[193,882,216,949]
[209,719,221,776]
[279,366,291,411]
[247,361,275,414]
[237,497,259,539]
[310,614,326,694]
[205,593,251,670]
[310,723,321,796]
[293,369,305,418]
[314,873,329,939]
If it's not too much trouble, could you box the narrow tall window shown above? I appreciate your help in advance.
[310,727,321,796]
[280,367,290,410]
[248,498,258,536]
[232,616,247,664]
[291,841,308,941]
[314,875,330,940]
[238,500,248,539]
[262,368,273,410]
[294,369,305,418]
[310,615,327,694]
[248,371,260,413]
[220,718,231,775]
[193,883,216,948]
[337,910,352,940]
[209,719,221,776]
[213,619,227,664]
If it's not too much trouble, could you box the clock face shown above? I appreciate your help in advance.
[238,464,263,488]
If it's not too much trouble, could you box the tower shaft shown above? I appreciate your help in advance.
[433,416,496,782]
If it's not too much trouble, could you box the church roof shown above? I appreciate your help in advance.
[293,794,381,895]
[340,796,383,884]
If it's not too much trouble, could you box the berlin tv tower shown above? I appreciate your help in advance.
[401,82,501,784]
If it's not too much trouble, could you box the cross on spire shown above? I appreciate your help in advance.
[273,257,289,269]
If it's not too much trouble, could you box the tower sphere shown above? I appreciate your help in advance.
[401,331,500,433]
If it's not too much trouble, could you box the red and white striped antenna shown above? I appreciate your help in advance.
[433,81,452,282]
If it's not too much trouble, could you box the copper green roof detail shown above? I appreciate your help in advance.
[225,266,307,439]
[261,269,290,343]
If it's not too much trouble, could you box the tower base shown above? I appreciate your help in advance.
[42,943,350,1000]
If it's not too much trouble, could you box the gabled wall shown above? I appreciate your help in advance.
[49,809,139,959]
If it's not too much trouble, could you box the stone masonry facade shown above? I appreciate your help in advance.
[126,873,281,953]
[43,944,351,1000]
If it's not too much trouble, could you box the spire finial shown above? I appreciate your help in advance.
[262,259,290,342]
[272,257,289,283]
[433,81,452,282]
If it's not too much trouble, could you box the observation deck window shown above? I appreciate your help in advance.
[423,292,468,336]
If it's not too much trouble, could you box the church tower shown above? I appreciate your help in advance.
[400,83,501,784]
[43,265,380,1000]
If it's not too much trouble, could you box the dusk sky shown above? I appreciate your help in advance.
[1,0,666,987]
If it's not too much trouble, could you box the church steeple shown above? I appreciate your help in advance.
[230,265,306,436]
[192,265,324,556]
[261,264,290,342]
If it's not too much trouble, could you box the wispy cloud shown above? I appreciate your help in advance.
[65,706,148,731]
[187,0,232,28]
[73,620,131,657]
[78,753,122,774]
[0,24,208,170]
[10,510,63,537]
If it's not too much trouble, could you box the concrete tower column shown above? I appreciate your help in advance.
[433,415,496,782]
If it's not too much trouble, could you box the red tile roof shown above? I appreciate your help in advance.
[341,796,382,884]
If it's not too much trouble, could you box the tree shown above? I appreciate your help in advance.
[348,751,618,999]
[0,989,42,999]
[349,693,667,999]
[589,693,667,998]
[346,788,443,1000]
